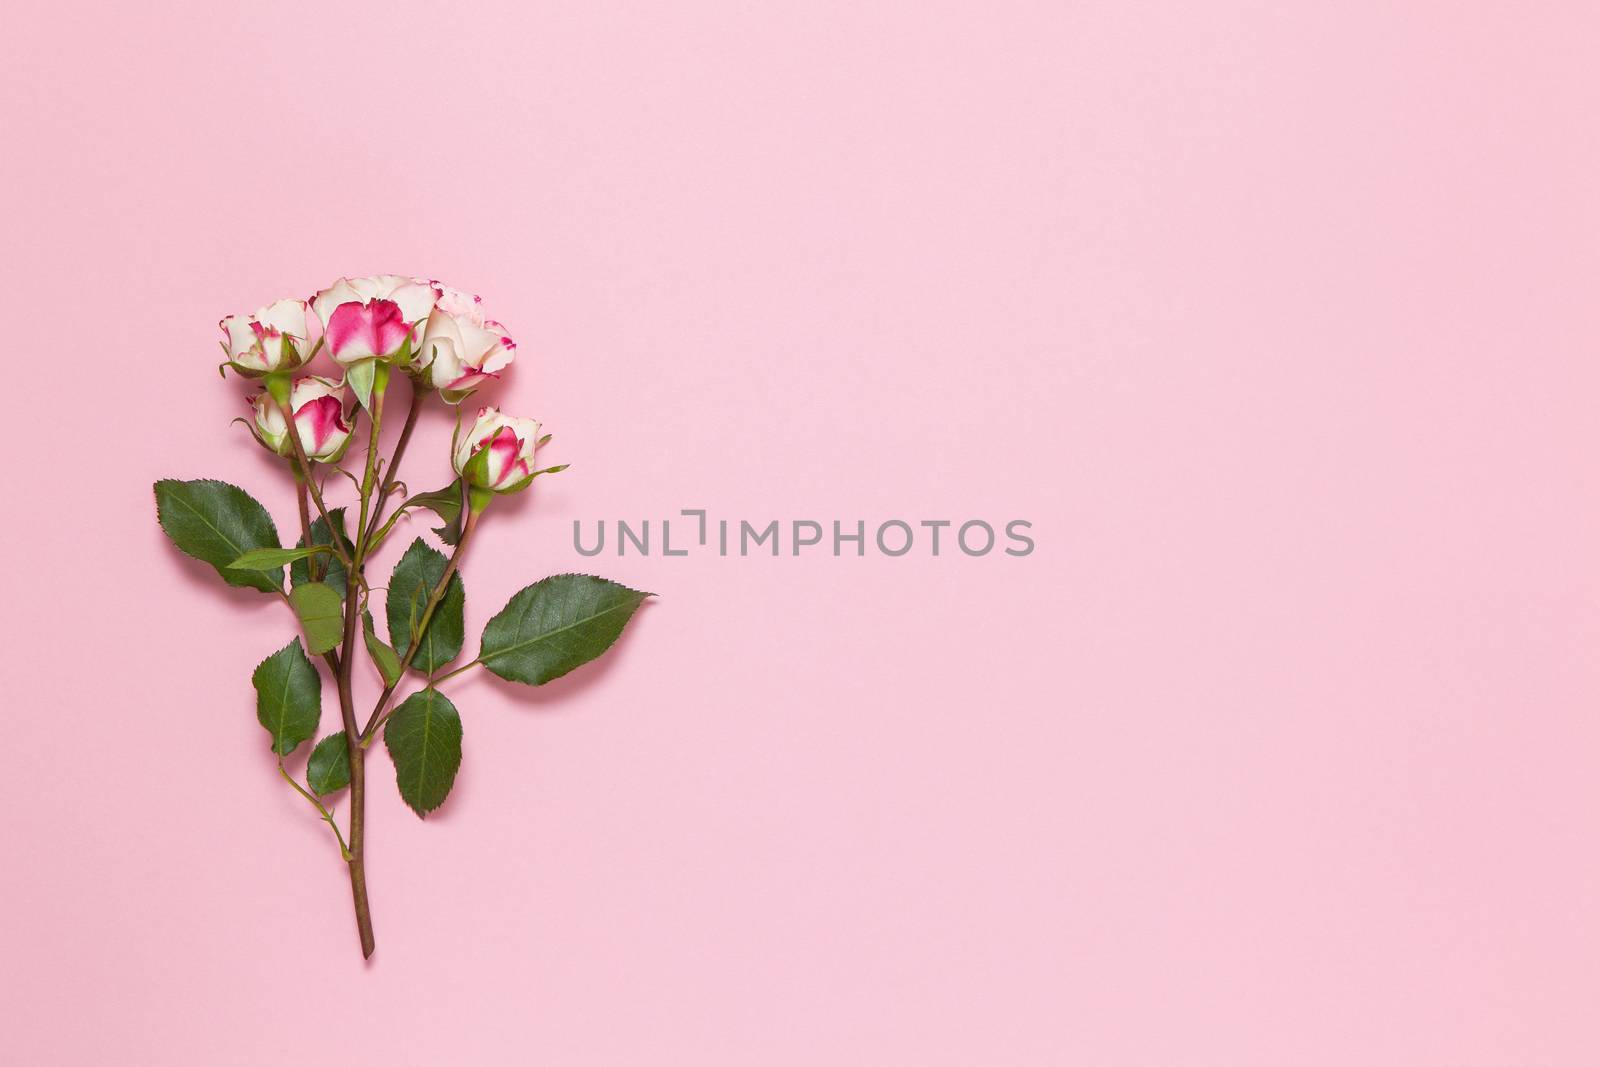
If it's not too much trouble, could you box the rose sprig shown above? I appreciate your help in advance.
[156,274,651,960]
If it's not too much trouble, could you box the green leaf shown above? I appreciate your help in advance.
[290,582,344,655]
[291,507,351,597]
[363,611,403,686]
[306,732,352,795]
[383,688,462,817]
[229,545,321,570]
[252,638,321,756]
[386,539,465,674]
[154,479,283,593]
[402,481,466,546]
[479,574,651,686]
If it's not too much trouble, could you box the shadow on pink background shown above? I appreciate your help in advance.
[3,2,1598,1064]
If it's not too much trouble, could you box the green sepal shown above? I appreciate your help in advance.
[252,638,321,756]
[289,582,344,655]
[347,359,377,410]
[461,442,492,489]
[320,428,355,465]
[494,464,567,497]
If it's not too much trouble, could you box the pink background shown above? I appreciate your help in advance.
[4,2,1598,1063]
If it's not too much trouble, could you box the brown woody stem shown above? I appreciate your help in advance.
[363,382,425,556]
[336,372,389,960]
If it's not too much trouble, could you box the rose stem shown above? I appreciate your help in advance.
[338,367,390,960]
[362,382,425,553]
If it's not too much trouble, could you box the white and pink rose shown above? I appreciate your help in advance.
[453,407,544,493]
[250,376,353,463]
[222,278,532,473]
[414,284,517,402]
[220,299,316,376]
[311,275,438,364]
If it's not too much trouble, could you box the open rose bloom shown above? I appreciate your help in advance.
[249,375,353,462]
[454,407,544,493]
[221,299,317,376]
[311,275,438,364]
[415,285,517,403]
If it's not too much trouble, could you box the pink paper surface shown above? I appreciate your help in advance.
[4,2,1599,1063]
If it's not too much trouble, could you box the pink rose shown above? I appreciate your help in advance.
[311,275,437,363]
[220,299,314,376]
[250,376,353,463]
[453,407,543,493]
[415,283,517,402]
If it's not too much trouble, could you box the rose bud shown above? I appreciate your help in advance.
[311,275,438,364]
[249,376,354,463]
[220,298,315,377]
[453,407,553,499]
[414,284,517,403]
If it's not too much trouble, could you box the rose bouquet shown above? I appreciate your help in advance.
[154,275,650,959]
